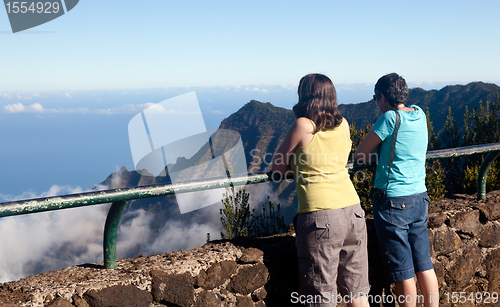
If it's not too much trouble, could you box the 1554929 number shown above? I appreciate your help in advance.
[5,2,60,14]
[444,292,498,304]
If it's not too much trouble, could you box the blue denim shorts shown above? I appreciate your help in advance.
[373,191,433,282]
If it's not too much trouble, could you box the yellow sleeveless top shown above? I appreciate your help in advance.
[290,119,360,213]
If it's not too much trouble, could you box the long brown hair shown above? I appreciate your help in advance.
[293,73,343,132]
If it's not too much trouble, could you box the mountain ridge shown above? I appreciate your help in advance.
[338,81,500,133]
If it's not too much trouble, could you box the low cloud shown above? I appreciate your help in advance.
[0,199,108,283]
[0,91,73,100]
[2,102,156,115]
[244,87,270,93]
[202,106,224,115]
[3,101,220,115]
[148,221,217,255]
[336,82,372,93]
[0,185,84,202]
[2,102,90,114]
[93,103,156,115]
[0,183,223,283]
[1,85,301,115]
[3,102,44,113]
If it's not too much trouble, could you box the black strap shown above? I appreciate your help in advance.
[386,111,400,192]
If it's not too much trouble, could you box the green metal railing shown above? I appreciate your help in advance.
[1,142,500,269]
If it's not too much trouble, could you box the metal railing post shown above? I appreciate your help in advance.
[103,200,127,269]
[477,150,500,200]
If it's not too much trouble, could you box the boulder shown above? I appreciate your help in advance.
[255,301,266,307]
[479,222,500,247]
[83,285,152,307]
[484,249,500,292]
[48,297,73,307]
[239,248,264,264]
[151,271,193,307]
[72,295,90,307]
[476,201,500,221]
[236,295,255,307]
[193,290,221,307]
[251,287,267,302]
[193,269,206,288]
[203,261,238,290]
[428,212,447,228]
[449,210,481,235]
[432,229,463,255]
[228,263,269,295]
[445,246,481,288]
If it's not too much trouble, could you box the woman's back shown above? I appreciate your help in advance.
[372,106,428,197]
[290,119,360,213]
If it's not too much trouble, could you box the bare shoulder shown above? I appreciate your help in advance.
[342,117,350,134]
[295,117,315,133]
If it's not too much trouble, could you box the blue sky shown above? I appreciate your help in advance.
[1,0,499,90]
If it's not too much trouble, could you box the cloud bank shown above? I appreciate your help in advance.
[0,183,224,283]
[2,102,157,115]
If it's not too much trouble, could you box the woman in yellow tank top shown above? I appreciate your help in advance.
[272,74,369,307]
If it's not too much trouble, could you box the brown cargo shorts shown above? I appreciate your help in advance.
[294,204,370,306]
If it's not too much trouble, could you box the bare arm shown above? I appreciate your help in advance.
[271,117,314,175]
[354,130,382,164]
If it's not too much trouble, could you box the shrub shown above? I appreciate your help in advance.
[220,188,286,239]
[219,186,252,239]
[425,160,447,200]
[461,158,500,194]
[250,197,287,238]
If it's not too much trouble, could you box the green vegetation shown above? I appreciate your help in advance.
[425,113,447,200]
[349,123,375,213]
[220,186,286,239]
[426,108,441,150]
[425,160,447,201]
[441,107,460,149]
[250,197,287,238]
[460,94,500,193]
[219,186,252,239]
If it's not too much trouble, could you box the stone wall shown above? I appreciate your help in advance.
[427,191,500,306]
[0,235,298,307]
[367,190,500,307]
[1,191,499,307]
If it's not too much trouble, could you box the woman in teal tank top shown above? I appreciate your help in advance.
[272,74,370,307]
[355,73,439,307]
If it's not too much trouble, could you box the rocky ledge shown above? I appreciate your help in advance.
[0,233,297,307]
[1,190,500,307]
